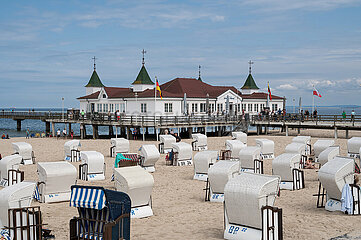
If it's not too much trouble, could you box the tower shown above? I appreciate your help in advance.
[241,60,259,94]
[85,56,105,95]
[131,49,154,92]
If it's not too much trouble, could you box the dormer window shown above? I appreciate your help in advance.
[103,94,106,98]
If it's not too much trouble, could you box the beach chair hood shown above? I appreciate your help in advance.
[208,160,240,194]
[292,136,311,145]
[12,142,32,160]
[347,137,361,154]
[0,155,22,180]
[285,142,306,155]
[64,140,80,156]
[225,140,245,159]
[159,135,176,149]
[172,142,192,161]
[113,166,154,208]
[255,139,274,155]
[231,131,247,144]
[110,138,130,153]
[37,161,77,195]
[0,181,36,228]
[194,150,218,174]
[224,173,280,229]
[318,157,354,201]
[192,133,207,147]
[318,146,340,166]
[239,146,261,169]
[139,144,160,167]
[272,153,301,181]
[314,139,335,158]
[81,151,105,174]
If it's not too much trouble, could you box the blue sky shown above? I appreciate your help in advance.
[1,0,361,108]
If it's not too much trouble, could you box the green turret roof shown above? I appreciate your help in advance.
[85,70,105,87]
[132,65,154,85]
[241,74,259,90]
[198,76,202,81]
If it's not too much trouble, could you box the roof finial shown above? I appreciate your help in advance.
[198,65,201,79]
[142,49,147,66]
[92,56,97,70]
[248,60,254,74]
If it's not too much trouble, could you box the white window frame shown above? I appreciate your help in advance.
[141,103,147,113]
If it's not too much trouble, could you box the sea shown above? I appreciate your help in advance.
[0,106,360,138]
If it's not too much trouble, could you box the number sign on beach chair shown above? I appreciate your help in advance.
[347,137,361,159]
[69,185,131,240]
[223,173,282,240]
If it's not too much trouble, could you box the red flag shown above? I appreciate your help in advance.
[268,82,272,100]
[313,87,322,97]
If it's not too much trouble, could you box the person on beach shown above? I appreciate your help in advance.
[71,130,74,139]
[342,110,346,121]
[351,110,355,122]
[164,128,169,135]
[57,129,61,139]
[26,128,30,139]
[132,128,137,140]
[63,128,67,139]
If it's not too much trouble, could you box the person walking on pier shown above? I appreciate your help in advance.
[351,110,356,122]
[342,110,346,121]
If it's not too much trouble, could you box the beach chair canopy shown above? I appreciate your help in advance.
[192,133,207,147]
[110,138,129,153]
[172,142,192,161]
[69,185,131,239]
[208,160,240,194]
[256,139,274,155]
[113,166,154,208]
[224,173,280,229]
[292,136,311,145]
[238,146,261,169]
[64,140,80,156]
[225,140,245,159]
[272,153,301,181]
[231,131,247,144]
[318,146,340,166]
[314,139,335,158]
[12,142,32,160]
[194,150,218,174]
[0,181,36,228]
[139,144,160,167]
[0,155,22,180]
[159,135,176,149]
[318,157,354,200]
[347,137,361,154]
[285,142,306,155]
[81,151,105,174]
[37,161,77,195]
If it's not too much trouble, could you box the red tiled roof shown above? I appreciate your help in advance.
[77,91,100,99]
[242,92,283,100]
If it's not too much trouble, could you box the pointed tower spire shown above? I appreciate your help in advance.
[248,60,254,74]
[142,49,146,66]
[92,56,97,70]
[85,56,104,87]
[241,60,259,92]
[198,65,202,81]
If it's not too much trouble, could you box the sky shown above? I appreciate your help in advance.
[0,0,361,108]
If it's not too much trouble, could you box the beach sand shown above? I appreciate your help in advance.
[1,129,361,240]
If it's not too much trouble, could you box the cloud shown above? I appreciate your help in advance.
[277,84,297,90]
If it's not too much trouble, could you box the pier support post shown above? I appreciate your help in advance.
[80,124,84,139]
[45,122,50,134]
[16,119,23,131]
[126,127,131,140]
[92,125,98,139]
[51,122,55,137]
[346,129,349,139]
[297,127,300,134]
[334,127,338,139]
[285,126,289,136]
[155,128,159,141]
[256,125,260,135]
[217,126,221,137]
[68,123,72,134]
[265,126,269,135]
[188,127,193,138]
[109,126,114,137]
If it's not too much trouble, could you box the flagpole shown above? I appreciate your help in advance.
[312,85,314,113]
[154,76,157,115]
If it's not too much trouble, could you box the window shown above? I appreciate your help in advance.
[164,103,173,113]
[248,104,253,112]
[200,103,206,112]
[272,104,278,112]
[242,104,246,112]
[141,103,147,113]
[115,104,119,111]
[254,104,259,112]
[97,104,102,112]
[192,103,198,112]
[211,104,215,113]
[237,104,240,112]
[110,104,114,112]
[260,104,265,111]
[120,103,125,113]
[104,104,108,112]
[217,104,223,112]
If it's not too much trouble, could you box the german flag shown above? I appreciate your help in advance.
[268,81,272,100]
[156,79,162,99]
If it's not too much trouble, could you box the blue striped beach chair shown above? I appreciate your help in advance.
[69,185,131,240]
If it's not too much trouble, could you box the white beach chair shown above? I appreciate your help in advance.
[285,142,307,168]
[37,161,77,203]
[191,133,208,151]
[318,146,340,167]
[113,166,154,218]
[0,155,23,187]
[79,151,106,181]
[223,173,281,240]
[272,153,304,190]
[12,142,35,165]
[64,140,81,161]
[193,150,218,181]
[347,137,361,159]
[159,135,176,154]
[110,138,129,157]
[138,144,160,172]
[171,142,193,166]
[231,131,247,145]
[224,140,246,160]
[256,139,275,159]
[292,136,311,155]
[318,157,355,213]
[314,139,335,160]
[207,160,240,202]
[238,146,262,173]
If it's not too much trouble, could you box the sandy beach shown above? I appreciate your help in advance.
[1,129,361,240]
